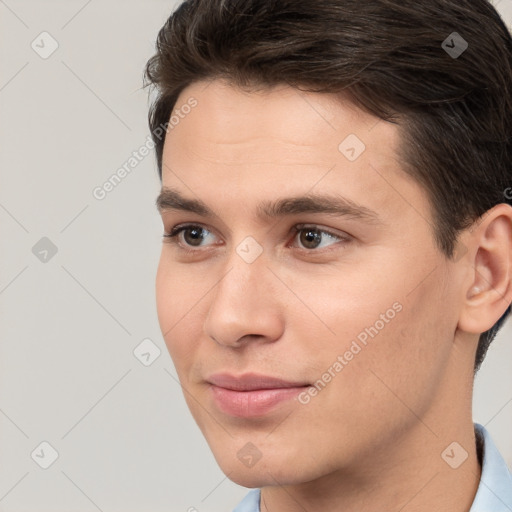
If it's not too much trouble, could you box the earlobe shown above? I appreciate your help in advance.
[458,204,512,335]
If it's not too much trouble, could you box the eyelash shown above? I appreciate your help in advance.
[162,223,351,255]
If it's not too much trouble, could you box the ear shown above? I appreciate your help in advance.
[457,203,512,335]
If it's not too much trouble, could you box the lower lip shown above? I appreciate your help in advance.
[209,385,307,418]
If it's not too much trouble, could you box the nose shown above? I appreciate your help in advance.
[203,249,285,348]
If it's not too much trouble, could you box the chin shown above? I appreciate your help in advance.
[213,449,318,488]
[225,469,272,488]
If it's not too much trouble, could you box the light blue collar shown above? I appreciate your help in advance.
[470,423,512,511]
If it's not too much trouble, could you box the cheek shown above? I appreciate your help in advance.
[329,274,454,428]
[291,259,454,405]
[155,256,204,367]
[155,256,176,337]
[278,262,406,359]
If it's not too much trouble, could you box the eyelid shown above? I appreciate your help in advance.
[292,223,350,242]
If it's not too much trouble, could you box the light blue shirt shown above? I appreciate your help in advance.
[232,423,512,512]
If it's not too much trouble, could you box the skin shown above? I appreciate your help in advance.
[155,78,512,512]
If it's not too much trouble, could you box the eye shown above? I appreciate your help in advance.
[291,224,349,251]
[162,224,217,249]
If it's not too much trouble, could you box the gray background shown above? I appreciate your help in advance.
[0,1,511,511]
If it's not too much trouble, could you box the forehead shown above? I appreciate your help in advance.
[160,79,430,230]
[166,79,392,160]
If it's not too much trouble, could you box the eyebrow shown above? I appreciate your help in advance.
[156,187,382,224]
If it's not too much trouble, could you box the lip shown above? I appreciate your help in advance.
[207,372,309,391]
[206,372,310,418]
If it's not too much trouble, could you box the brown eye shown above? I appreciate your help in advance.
[162,224,216,249]
[292,224,349,251]
[181,226,207,246]
[299,228,323,249]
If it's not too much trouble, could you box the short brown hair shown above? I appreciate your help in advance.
[143,0,512,373]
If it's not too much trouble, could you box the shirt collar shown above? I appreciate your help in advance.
[470,423,512,512]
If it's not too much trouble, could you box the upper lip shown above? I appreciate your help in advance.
[207,372,310,391]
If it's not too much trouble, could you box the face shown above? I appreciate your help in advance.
[155,79,463,487]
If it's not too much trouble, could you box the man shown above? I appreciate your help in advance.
[144,0,512,510]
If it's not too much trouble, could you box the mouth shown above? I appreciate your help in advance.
[206,372,311,418]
